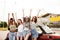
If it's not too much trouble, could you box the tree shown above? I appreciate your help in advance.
[0,21,7,28]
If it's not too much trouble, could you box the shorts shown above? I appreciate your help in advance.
[17,32,23,37]
[31,29,38,38]
[23,30,30,36]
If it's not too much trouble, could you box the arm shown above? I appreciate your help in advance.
[8,13,10,26]
[12,13,17,27]
[12,13,15,21]
[12,13,16,24]
[29,9,32,30]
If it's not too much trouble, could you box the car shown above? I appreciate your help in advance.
[37,25,60,40]
[5,25,60,40]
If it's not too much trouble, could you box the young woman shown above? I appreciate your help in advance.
[8,13,17,40]
[17,19,24,40]
[31,16,38,40]
[23,16,31,40]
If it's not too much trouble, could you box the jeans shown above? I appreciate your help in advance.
[9,32,16,40]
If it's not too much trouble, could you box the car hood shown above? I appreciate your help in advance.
[49,34,60,36]
[48,33,60,39]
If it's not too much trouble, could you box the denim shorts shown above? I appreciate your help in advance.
[17,32,23,37]
[23,30,30,36]
[31,29,38,38]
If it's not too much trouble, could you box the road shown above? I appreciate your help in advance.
[0,28,60,40]
[0,31,9,40]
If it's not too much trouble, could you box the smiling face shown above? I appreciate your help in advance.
[17,19,22,25]
[25,17,29,22]
[24,16,30,22]
[32,17,36,21]
[32,16,37,23]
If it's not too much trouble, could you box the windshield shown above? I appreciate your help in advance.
[41,26,53,33]
[36,18,54,34]
[36,25,54,34]
[39,26,53,33]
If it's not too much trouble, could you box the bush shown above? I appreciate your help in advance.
[0,21,7,28]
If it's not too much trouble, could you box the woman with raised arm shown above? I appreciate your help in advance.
[23,16,31,40]
[31,16,38,40]
[17,19,24,40]
[8,13,17,40]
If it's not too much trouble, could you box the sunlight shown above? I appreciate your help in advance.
[0,0,60,22]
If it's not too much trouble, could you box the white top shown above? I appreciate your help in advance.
[18,24,24,32]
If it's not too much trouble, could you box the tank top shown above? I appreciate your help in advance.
[9,25,16,32]
[23,22,30,30]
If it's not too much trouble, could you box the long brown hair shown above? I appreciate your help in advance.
[18,19,22,26]
[8,18,17,27]
[32,16,37,23]
[23,17,30,22]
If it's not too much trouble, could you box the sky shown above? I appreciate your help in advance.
[0,0,60,22]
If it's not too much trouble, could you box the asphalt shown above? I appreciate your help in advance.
[0,28,60,40]
[0,31,9,40]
